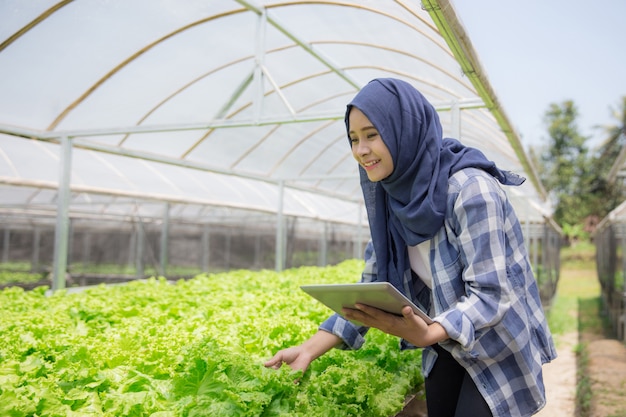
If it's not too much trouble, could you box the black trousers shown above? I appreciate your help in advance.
[425,344,493,417]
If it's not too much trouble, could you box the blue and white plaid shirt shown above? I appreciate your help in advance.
[320,168,557,417]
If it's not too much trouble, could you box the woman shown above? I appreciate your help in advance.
[265,78,557,417]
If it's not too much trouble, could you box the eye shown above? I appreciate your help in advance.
[366,132,379,139]
[349,137,359,144]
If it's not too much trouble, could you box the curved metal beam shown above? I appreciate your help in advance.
[422,0,547,200]
[46,8,247,131]
[0,0,73,53]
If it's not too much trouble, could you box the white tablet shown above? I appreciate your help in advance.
[300,281,433,324]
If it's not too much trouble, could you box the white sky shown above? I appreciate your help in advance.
[452,0,626,151]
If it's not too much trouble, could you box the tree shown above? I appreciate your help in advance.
[584,96,626,223]
[538,100,589,227]
[533,98,626,241]
[595,96,626,168]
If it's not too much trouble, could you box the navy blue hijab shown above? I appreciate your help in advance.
[346,78,524,295]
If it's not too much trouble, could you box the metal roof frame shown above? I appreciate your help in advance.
[0,0,553,289]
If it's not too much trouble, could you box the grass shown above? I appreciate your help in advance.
[557,242,609,340]
[546,242,599,336]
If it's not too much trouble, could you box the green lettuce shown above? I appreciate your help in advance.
[0,261,423,416]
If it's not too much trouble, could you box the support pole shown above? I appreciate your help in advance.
[2,228,9,264]
[275,180,285,271]
[52,135,72,291]
[160,203,170,276]
[252,7,267,123]
[356,203,364,258]
[225,228,232,270]
[318,221,328,266]
[135,219,145,279]
[32,226,40,272]
[201,224,210,272]
[128,230,136,270]
[254,233,261,269]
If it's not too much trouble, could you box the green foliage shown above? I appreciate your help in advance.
[67,263,205,277]
[596,96,626,165]
[559,240,596,267]
[0,261,423,416]
[538,101,593,227]
[532,98,626,232]
[560,223,589,243]
[0,270,46,285]
[540,101,588,196]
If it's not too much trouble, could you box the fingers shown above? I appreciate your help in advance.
[344,303,392,320]
[264,354,283,369]
[401,305,414,318]
[341,306,364,323]
[265,353,310,374]
[342,304,390,327]
[264,360,281,369]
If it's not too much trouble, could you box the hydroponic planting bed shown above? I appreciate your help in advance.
[0,260,424,416]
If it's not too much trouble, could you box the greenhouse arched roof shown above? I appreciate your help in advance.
[0,0,551,226]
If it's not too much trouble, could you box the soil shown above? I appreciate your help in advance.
[584,337,626,416]
[396,393,427,417]
[528,264,626,417]
[523,327,626,417]
[521,264,626,417]
[535,331,578,416]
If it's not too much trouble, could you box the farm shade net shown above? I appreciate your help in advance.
[595,202,626,342]
[0,0,560,289]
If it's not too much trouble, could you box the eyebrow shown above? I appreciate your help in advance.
[349,125,377,134]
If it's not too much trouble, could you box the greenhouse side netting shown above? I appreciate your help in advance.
[595,202,626,342]
[0,205,366,289]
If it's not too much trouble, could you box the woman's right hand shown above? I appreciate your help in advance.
[264,345,315,373]
[264,330,342,373]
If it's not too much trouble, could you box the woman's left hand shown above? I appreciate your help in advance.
[342,304,448,347]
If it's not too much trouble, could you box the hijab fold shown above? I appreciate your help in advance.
[346,78,524,297]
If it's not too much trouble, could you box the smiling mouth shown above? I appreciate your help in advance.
[362,159,380,170]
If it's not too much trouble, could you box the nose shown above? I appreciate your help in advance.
[354,140,370,157]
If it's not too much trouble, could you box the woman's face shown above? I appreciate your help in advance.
[348,107,394,182]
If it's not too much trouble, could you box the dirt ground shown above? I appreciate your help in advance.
[584,336,626,416]
[530,265,626,417]
[517,327,626,417]
[535,331,578,416]
[527,263,626,417]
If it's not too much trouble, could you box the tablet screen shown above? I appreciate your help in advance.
[300,281,433,324]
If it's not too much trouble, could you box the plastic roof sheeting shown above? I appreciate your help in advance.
[0,0,551,225]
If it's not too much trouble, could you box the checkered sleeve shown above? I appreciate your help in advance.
[318,241,377,349]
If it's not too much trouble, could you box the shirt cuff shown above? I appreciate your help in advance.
[435,309,476,350]
[319,313,368,350]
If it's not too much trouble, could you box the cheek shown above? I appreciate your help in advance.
[382,148,395,175]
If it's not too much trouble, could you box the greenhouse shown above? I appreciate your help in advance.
[0,1,563,416]
[0,0,560,290]
[594,132,626,343]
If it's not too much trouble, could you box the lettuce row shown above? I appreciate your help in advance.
[0,261,423,416]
